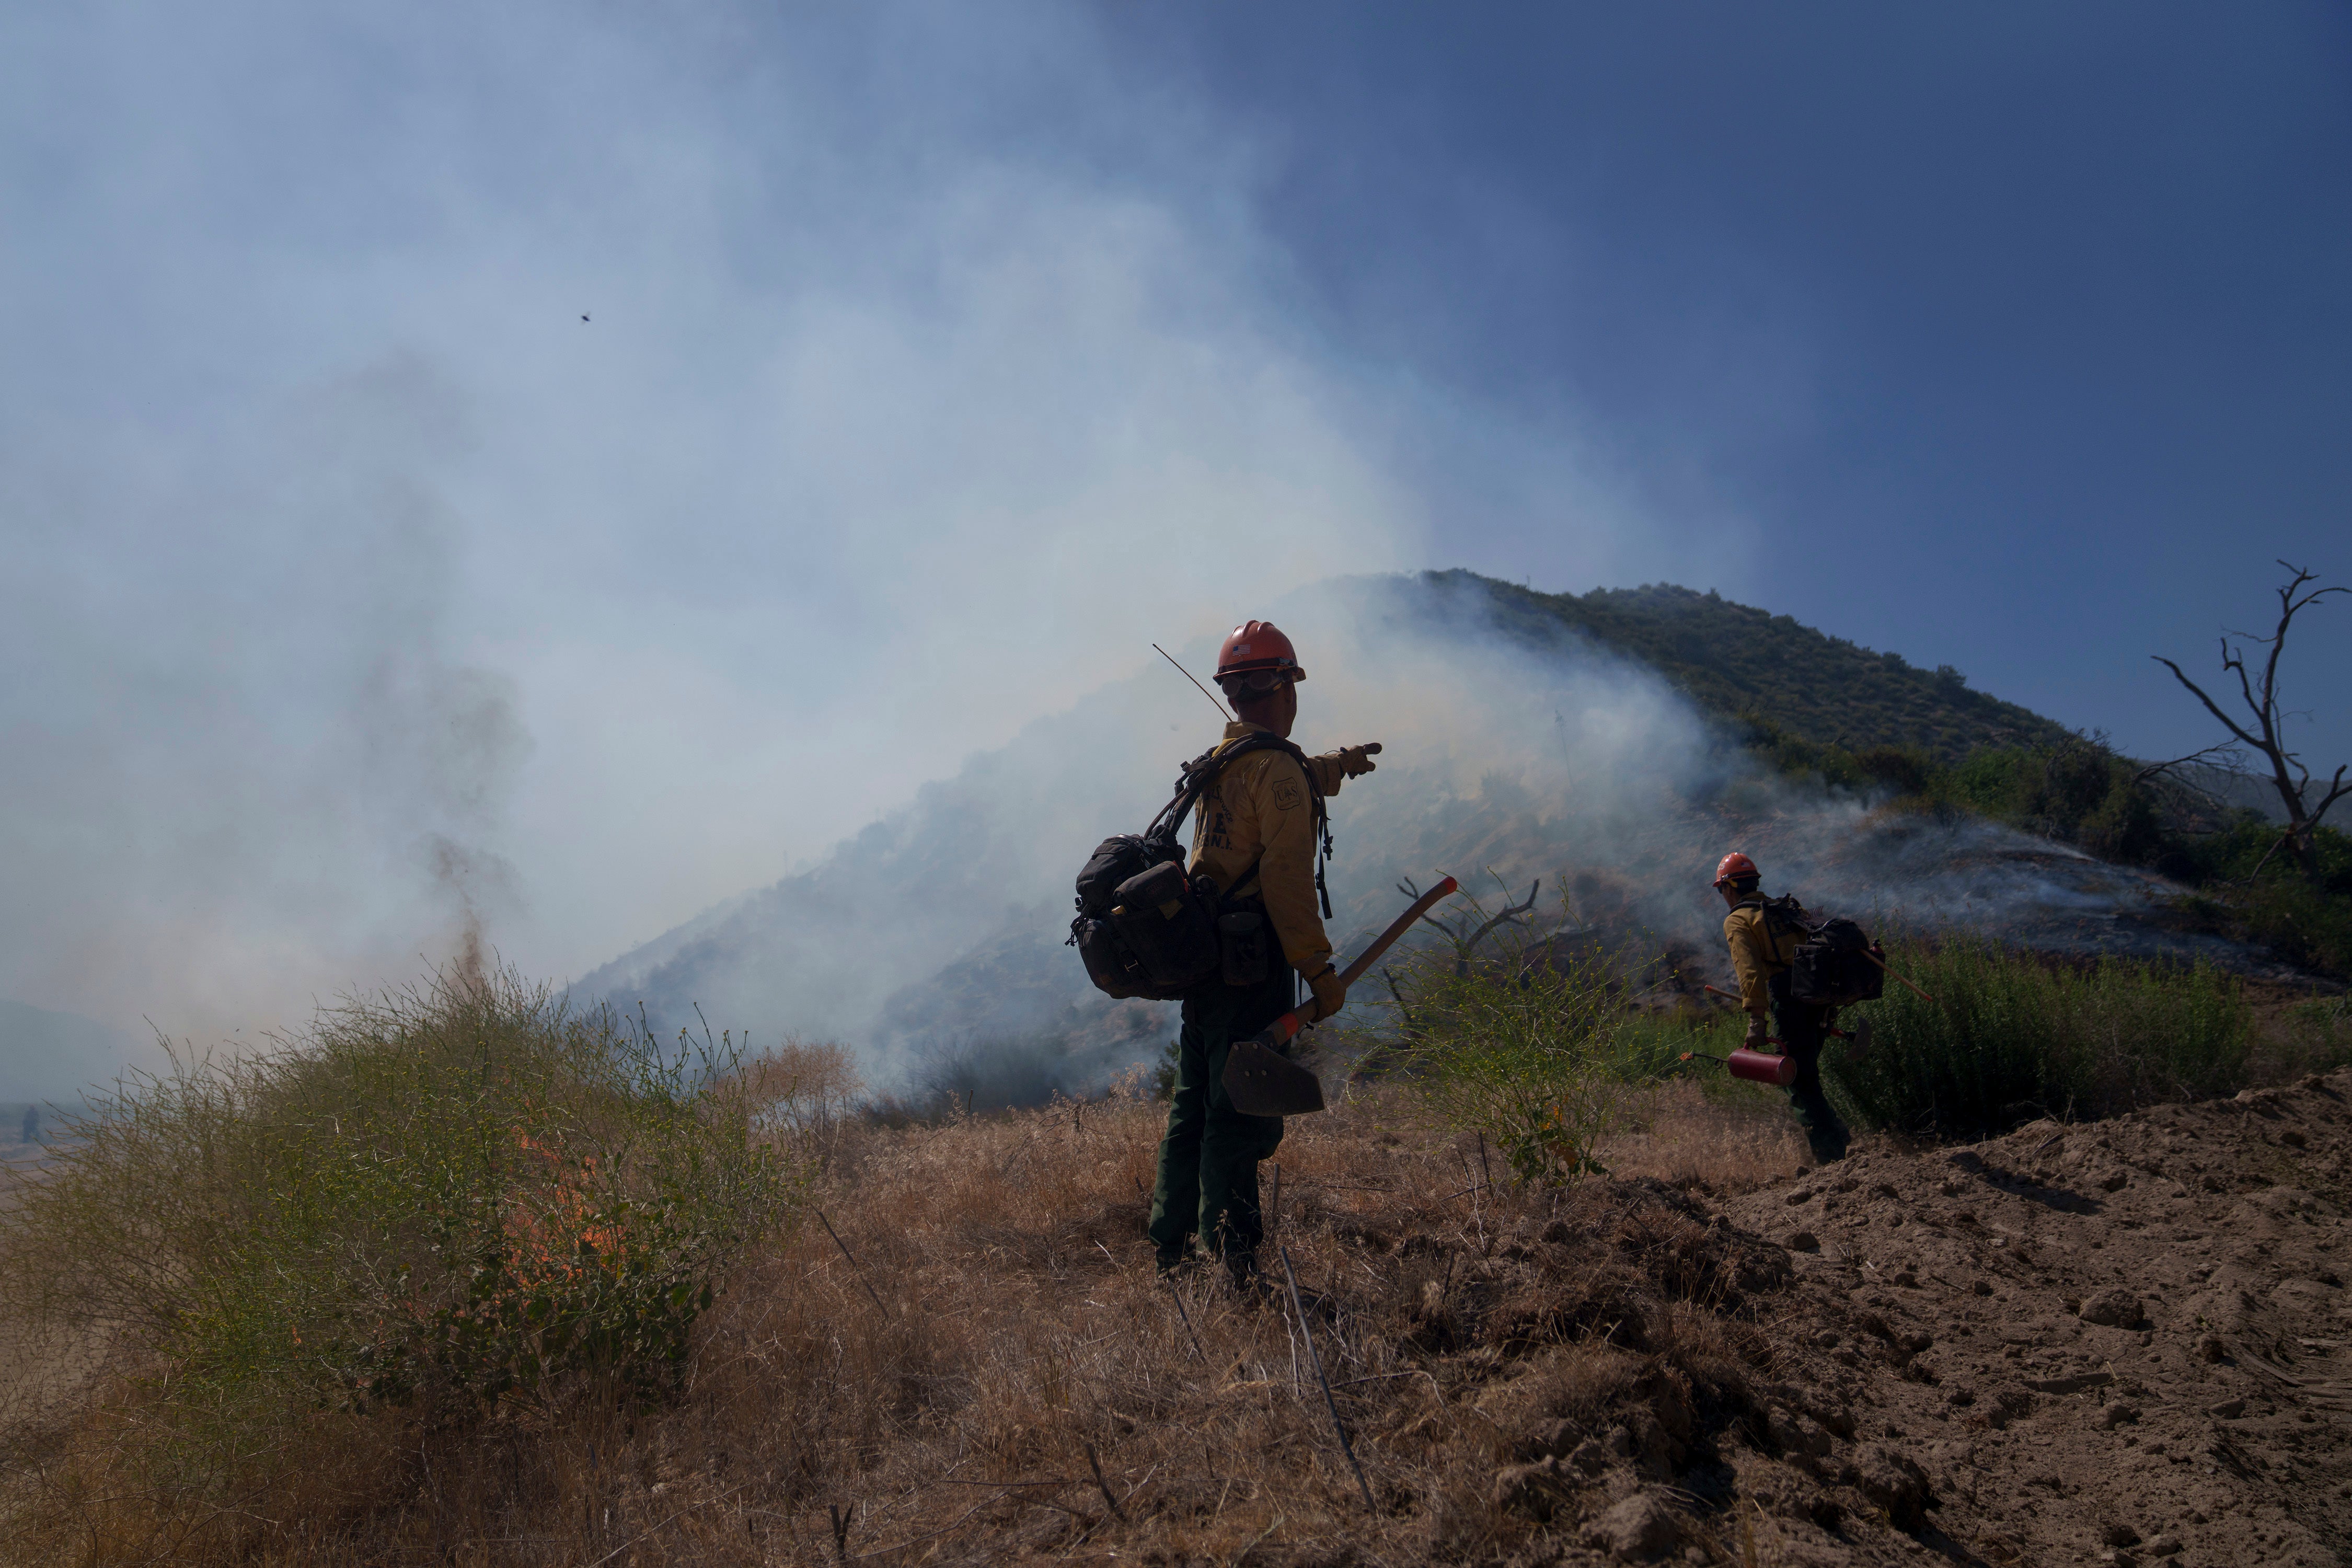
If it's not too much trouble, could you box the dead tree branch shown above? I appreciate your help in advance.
[2152,560,2349,880]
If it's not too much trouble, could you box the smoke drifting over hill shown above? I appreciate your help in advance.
[581,573,2244,1100]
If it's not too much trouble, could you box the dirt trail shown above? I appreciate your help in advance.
[1701,1069,2352,1567]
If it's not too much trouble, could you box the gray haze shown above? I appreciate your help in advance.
[0,4,1475,1045]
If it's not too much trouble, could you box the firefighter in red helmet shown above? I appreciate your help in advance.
[1715,852,1850,1164]
[1147,620,1382,1282]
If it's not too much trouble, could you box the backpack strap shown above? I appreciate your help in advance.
[1150,732,1332,915]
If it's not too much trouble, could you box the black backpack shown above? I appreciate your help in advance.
[1069,734,1328,1000]
[1758,894,1887,1008]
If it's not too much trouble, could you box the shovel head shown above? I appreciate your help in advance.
[1223,1038,1326,1117]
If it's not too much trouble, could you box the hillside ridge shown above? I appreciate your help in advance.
[1446,570,2076,762]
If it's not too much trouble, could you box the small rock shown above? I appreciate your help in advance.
[2097,1401,2140,1429]
[2079,1288,2143,1328]
[2196,1335,2228,1363]
[1565,1437,1612,1475]
[2100,1171,2129,1191]
[1785,1230,1820,1253]
[1785,1187,1815,1205]
[1586,1490,1679,1562]
[1814,1329,1841,1348]
[1540,1217,1574,1244]
[2208,1397,2245,1420]
[2280,1129,2307,1148]
[2145,1535,2183,1558]
[1972,1279,1994,1297]
[2102,1520,2142,1547]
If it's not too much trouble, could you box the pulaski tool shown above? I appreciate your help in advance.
[1223,874,1460,1117]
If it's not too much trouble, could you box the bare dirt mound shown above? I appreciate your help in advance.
[1708,1069,2352,1568]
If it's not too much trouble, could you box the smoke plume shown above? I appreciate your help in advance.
[582,572,2246,1100]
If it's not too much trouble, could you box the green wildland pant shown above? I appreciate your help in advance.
[1148,963,1294,1269]
[1770,970,1851,1164]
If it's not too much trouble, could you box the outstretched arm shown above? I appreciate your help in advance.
[1306,742,1381,795]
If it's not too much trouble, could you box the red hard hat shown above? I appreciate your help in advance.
[1712,851,1759,889]
[1215,620,1306,683]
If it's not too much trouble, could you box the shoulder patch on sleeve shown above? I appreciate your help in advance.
[1272,777,1302,812]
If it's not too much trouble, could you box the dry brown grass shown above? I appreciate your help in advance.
[1,1073,1819,1566]
[1591,1079,1812,1191]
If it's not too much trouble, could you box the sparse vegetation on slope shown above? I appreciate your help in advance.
[0,971,803,1557]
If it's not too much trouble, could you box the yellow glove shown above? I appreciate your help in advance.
[1306,965,1348,1021]
[1325,742,1381,778]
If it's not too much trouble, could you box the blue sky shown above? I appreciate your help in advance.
[3,2,2346,1036]
[1115,2,2352,747]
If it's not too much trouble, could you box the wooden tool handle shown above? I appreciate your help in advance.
[1336,874,1458,991]
[1251,874,1462,1052]
[1861,947,1939,1005]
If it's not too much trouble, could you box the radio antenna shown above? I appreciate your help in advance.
[1154,643,1233,721]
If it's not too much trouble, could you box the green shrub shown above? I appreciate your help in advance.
[1,970,801,1471]
[1377,932,1627,1186]
[2278,994,2352,1076]
[2169,821,2352,976]
[1825,938,2252,1137]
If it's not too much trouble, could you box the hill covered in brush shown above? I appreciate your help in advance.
[1447,571,2073,759]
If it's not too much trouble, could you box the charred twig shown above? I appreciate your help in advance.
[827,1504,851,1566]
[1378,966,1419,1034]
[1400,871,1542,975]
[816,1209,889,1317]
[1166,1279,1207,1364]
[1082,1442,1125,1521]
[1460,873,1542,956]
[1279,1244,1377,1512]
